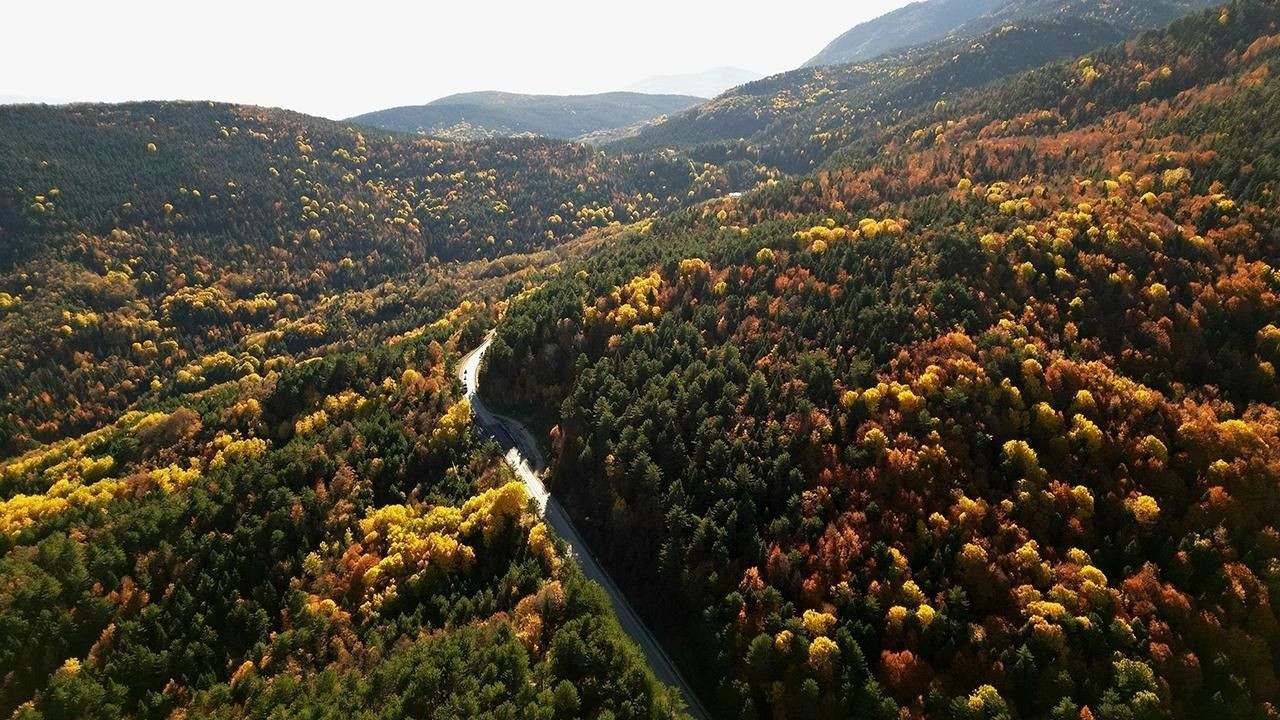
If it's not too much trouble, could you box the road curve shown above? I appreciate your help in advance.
[459,334,712,720]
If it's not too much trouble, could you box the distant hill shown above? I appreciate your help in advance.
[347,91,704,141]
[804,0,1006,68]
[487,3,1280,718]
[619,0,1222,174]
[0,99,746,451]
[804,0,1218,67]
[626,67,763,99]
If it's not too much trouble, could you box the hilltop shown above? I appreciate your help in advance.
[0,100,743,454]
[615,0,1222,175]
[805,0,1219,68]
[347,91,704,141]
[804,0,1006,68]
[485,2,1280,716]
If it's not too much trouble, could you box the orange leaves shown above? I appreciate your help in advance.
[349,482,538,615]
[878,649,931,702]
[527,522,560,572]
[586,271,666,338]
[1002,439,1043,478]
[208,437,267,470]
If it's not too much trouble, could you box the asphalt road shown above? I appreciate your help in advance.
[459,335,712,720]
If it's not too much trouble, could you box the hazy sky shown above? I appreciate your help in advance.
[3,0,910,119]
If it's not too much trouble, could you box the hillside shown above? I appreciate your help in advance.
[615,16,1128,173]
[0,294,690,719]
[0,97,731,718]
[804,0,1006,68]
[0,101,745,457]
[620,0,1220,175]
[805,0,1219,68]
[347,91,704,141]
[4,0,1280,718]
[483,1,1280,717]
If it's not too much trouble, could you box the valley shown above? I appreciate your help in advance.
[2,1,1279,718]
[461,335,712,719]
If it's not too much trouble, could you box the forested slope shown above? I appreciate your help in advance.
[483,2,1280,717]
[0,101,744,456]
[0,100,744,717]
[0,301,688,719]
[349,91,705,141]
[805,0,1216,68]
[617,0,1218,175]
[803,0,1007,68]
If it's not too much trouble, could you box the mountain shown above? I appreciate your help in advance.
[804,0,1007,68]
[615,16,1131,171]
[4,0,1280,719]
[617,0,1221,174]
[626,67,764,99]
[0,96,751,719]
[483,1,1280,717]
[806,0,1219,67]
[347,91,704,141]
[0,100,746,455]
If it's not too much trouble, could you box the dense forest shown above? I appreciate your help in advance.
[4,0,1279,717]
[614,0,1219,175]
[805,0,1218,68]
[0,99,728,719]
[0,303,687,718]
[348,92,705,142]
[0,102,752,456]
[482,2,1280,717]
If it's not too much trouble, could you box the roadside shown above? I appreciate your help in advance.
[458,335,713,720]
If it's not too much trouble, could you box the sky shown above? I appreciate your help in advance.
[2,0,910,119]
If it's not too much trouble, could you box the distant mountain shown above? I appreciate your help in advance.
[487,4,1280,717]
[347,91,703,141]
[804,0,1218,67]
[626,67,763,99]
[620,0,1221,174]
[804,0,1006,68]
[616,16,1126,171]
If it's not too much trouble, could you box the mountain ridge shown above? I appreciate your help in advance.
[616,0,1224,174]
[805,0,1220,68]
[347,90,704,141]
[804,0,1007,68]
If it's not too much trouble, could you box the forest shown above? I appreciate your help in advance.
[612,0,1220,175]
[0,301,687,719]
[0,102,753,456]
[3,0,1280,718]
[482,2,1280,717]
[0,100,722,718]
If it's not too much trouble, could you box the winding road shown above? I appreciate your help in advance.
[459,335,712,720]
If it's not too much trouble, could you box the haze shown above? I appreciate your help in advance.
[3,0,911,119]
